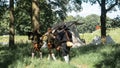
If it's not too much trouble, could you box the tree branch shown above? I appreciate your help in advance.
[97,0,101,6]
[106,0,118,12]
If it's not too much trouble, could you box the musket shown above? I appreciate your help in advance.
[42,21,84,35]
[52,20,83,31]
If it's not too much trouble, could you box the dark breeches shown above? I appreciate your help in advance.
[60,42,70,56]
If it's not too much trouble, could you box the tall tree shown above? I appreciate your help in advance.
[99,0,119,44]
[9,0,15,47]
[81,0,120,44]
[32,0,40,33]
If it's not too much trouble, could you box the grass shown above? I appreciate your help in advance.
[0,35,30,43]
[9,58,77,68]
[70,44,120,68]
[80,28,120,44]
[1,43,120,68]
[0,28,120,68]
[108,28,120,44]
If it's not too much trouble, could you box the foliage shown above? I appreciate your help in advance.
[0,11,9,35]
[78,14,100,33]
[65,14,120,33]
[14,0,83,35]
[1,0,82,35]
[65,14,100,33]
[48,0,82,21]
[0,0,8,19]
[0,1,9,35]
[14,0,31,35]
[111,16,120,28]
[39,1,56,34]
[13,0,55,35]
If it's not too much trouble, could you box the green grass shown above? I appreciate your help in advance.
[0,35,30,43]
[9,57,77,68]
[1,43,120,68]
[70,44,120,68]
[80,28,120,44]
[0,28,120,68]
[108,28,120,44]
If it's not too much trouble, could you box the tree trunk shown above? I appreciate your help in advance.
[9,0,15,47]
[100,0,106,44]
[32,0,40,33]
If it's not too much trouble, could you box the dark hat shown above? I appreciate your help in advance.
[62,25,69,30]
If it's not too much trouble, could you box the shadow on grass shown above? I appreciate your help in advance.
[0,46,13,68]
[94,44,120,68]
[0,42,58,68]
[0,43,32,68]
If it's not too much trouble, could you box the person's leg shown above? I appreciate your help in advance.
[37,44,42,59]
[61,43,70,63]
[32,48,35,59]
[51,53,56,61]
[32,52,34,58]
[39,51,42,59]
[63,54,69,63]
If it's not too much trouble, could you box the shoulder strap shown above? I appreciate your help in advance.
[64,30,70,41]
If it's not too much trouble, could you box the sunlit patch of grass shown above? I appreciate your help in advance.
[108,28,120,43]
[0,35,30,43]
[15,36,30,43]
[80,28,120,44]
[80,29,101,44]
[0,35,9,42]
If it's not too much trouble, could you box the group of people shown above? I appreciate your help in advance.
[28,24,73,63]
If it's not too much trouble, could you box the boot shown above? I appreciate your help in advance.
[47,54,51,60]
[63,55,69,63]
[32,52,34,59]
[39,52,42,59]
[51,53,56,61]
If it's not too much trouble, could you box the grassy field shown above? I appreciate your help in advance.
[0,28,120,44]
[0,35,30,43]
[0,43,120,68]
[80,28,120,44]
[0,28,120,68]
